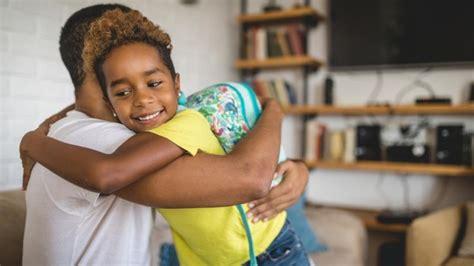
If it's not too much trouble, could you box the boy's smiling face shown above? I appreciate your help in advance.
[102,42,180,132]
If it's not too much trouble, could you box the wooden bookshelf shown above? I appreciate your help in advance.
[283,104,474,116]
[284,105,389,115]
[235,55,323,70]
[305,161,474,177]
[237,7,325,25]
[307,204,409,233]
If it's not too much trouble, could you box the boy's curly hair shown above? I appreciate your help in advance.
[82,9,176,97]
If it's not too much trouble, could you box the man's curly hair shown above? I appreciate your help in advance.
[82,9,176,97]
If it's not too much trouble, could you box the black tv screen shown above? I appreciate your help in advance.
[329,0,474,70]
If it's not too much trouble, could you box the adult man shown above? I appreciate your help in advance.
[21,4,308,265]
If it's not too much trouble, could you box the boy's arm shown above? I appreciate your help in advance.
[21,130,185,194]
[115,100,284,207]
[21,103,75,189]
[21,99,284,207]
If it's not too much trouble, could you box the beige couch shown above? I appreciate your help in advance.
[0,190,367,265]
[406,204,474,266]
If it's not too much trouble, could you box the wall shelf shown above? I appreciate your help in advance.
[283,104,474,116]
[237,7,325,25]
[235,55,323,70]
[305,161,474,177]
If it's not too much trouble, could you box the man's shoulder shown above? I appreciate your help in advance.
[50,110,135,154]
[52,110,129,133]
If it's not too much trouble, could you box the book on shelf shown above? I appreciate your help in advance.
[305,119,326,161]
[266,27,283,58]
[251,79,298,105]
[329,131,345,161]
[286,24,304,55]
[344,127,356,163]
[273,79,290,106]
[255,27,267,60]
[276,29,291,56]
[305,124,358,163]
[244,24,305,60]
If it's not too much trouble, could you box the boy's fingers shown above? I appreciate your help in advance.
[247,193,273,209]
[255,204,287,222]
[249,201,288,223]
[275,160,292,176]
[23,173,30,191]
[247,192,290,220]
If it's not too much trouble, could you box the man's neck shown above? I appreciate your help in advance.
[75,83,116,122]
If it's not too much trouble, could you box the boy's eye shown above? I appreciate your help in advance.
[148,81,162,88]
[115,89,131,97]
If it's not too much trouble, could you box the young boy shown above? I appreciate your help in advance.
[22,9,310,265]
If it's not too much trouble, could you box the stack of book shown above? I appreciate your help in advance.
[305,121,356,163]
[252,79,298,106]
[244,24,305,60]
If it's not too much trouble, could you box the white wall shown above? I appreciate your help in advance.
[0,0,239,189]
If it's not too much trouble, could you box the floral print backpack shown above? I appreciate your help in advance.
[186,82,286,186]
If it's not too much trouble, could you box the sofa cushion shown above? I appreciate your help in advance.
[305,207,367,266]
[458,201,474,256]
[406,205,462,266]
[0,190,26,265]
[444,256,474,266]
[287,196,327,253]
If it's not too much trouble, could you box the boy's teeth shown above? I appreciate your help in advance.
[138,111,160,121]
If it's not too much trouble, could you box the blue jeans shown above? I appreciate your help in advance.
[244,219,310,266]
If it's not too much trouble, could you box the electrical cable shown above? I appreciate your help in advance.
[424,176,450,211]
[367,69,383,105]
[400,174,410,212]
[413,79,436,97]
[393,67,434,105]
[375,173,391,209]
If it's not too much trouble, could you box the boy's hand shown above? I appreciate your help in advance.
[20,131,39,190]
[20,148,35,191]
[246,160,309,223]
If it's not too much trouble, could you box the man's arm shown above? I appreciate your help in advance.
[116,100,284,207]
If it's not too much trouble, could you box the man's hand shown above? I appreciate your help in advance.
[246,160,309,223]
[19,110,68,190]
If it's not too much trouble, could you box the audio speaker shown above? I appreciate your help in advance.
[386,144,431,163]
[356,125,381,161]
[436,124,463,165]
[462,133,473,166]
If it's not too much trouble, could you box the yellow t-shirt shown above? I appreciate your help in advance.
[148,109,286,266]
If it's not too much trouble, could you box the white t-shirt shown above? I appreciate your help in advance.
[22,110,153,266]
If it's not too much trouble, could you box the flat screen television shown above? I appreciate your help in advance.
[329,0,474,70]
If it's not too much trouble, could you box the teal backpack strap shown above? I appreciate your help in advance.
[236,204,258,266]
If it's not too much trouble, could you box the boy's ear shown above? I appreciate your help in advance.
[174,73,181,93]
[103,97,117,119]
